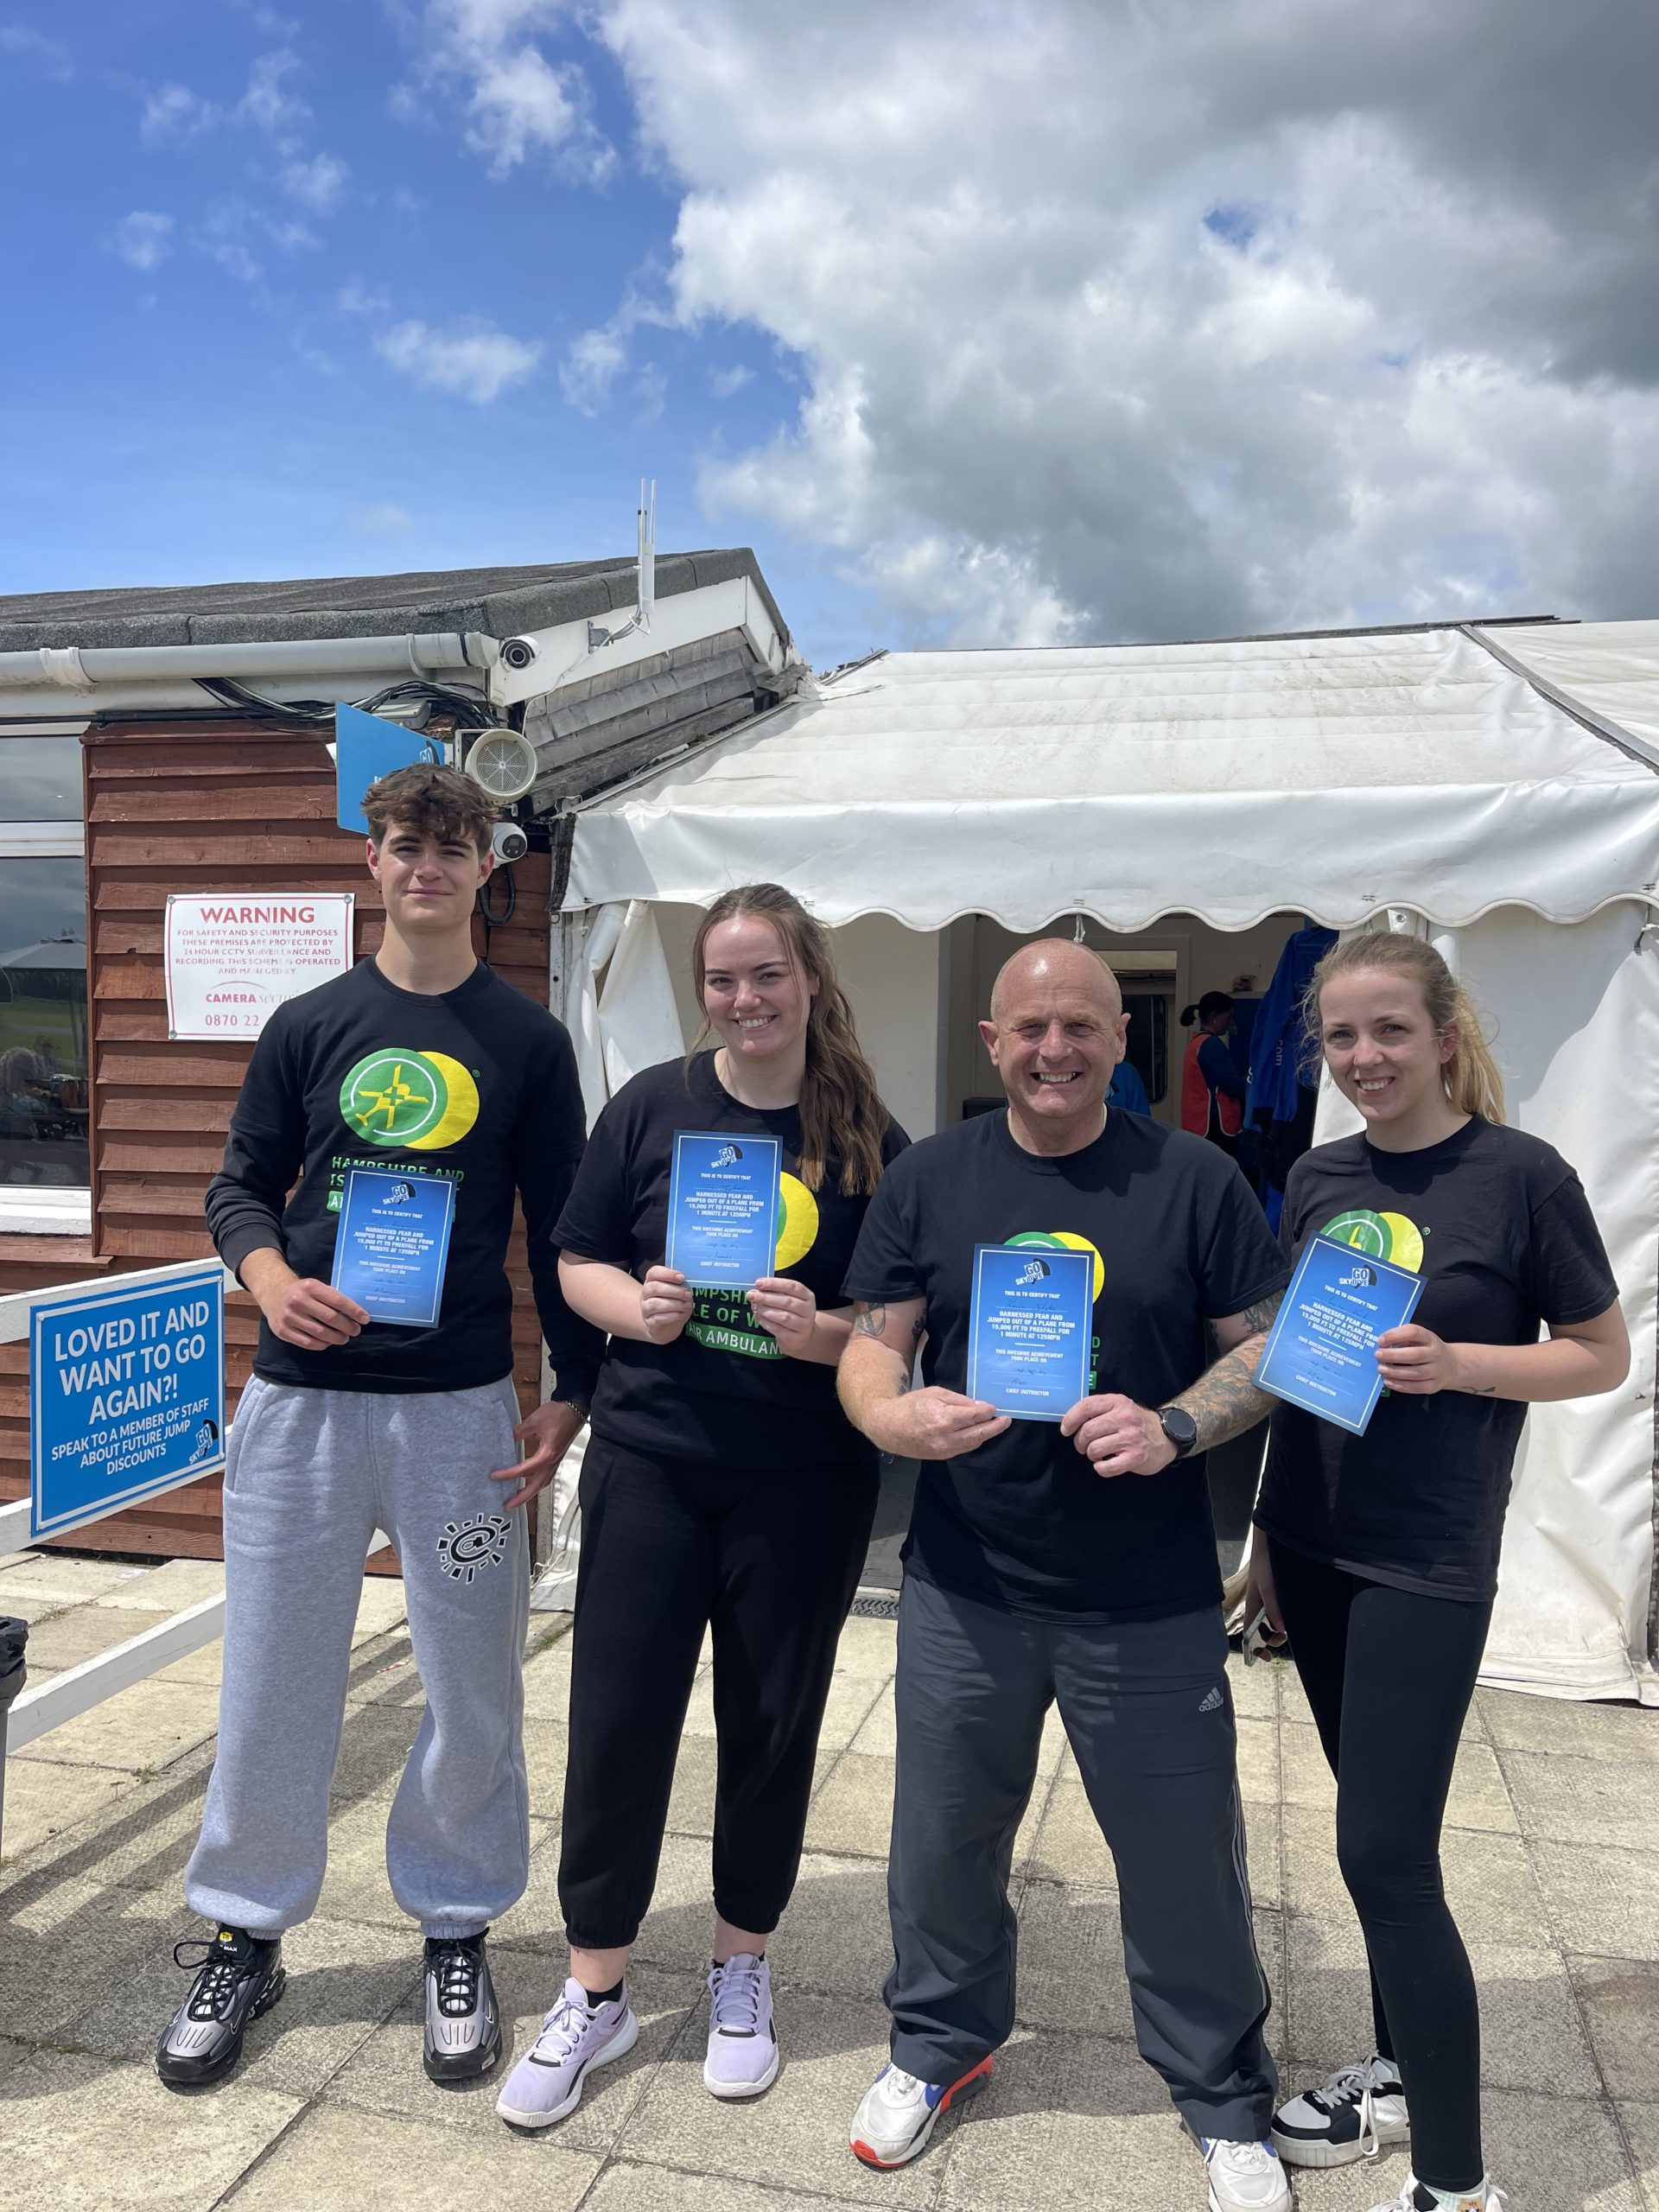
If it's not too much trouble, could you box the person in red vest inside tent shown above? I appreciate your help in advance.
[1181,993,1246,1154]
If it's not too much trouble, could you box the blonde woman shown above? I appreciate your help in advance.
[497,884,906,2129]
[1247,933,1627,2212]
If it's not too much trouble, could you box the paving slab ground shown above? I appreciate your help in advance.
[3,1547,1657,2210]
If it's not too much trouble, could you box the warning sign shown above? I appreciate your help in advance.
[164,892,354,1039]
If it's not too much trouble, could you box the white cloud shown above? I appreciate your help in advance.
[207,239,264,285]
[394,2,613,181]
[141,82,216,144]
[111,211,175,271]
[0,24,71,78]
[140,48,310,155]
[376,316,543,404]
[282,152,348,210]
[558,0,1659,645]
[238,49,308,149]
[708,364,753,398]
[560,285,672,411]
[349,501,417,532]
[338,279,393,317]
[190,198,319,289]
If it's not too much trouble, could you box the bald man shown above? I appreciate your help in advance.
[838,943,1291,2212]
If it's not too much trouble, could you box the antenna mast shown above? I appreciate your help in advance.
[588,479,657,651]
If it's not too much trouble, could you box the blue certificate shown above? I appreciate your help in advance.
[664,1131,781,1290]
[967,1243,1095,1422]
[1256,1234,1424,1435]
[330,1167,456,1326]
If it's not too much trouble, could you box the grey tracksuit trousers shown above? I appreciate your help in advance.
[185,1375,531,1942]
[887,1573,1277,2144]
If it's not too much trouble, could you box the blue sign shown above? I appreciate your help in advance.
[966,1243,1095,1422]
[1256,1233,1425,1435]
[30,1268,226,1541]
[334,702,443,834]
[664,1130,781,1289]
[331,1166,456,1325]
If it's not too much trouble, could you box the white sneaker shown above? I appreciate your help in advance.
[1369,2180,1507,2212]
[494,1977,639,2128]
[848,2055,994,2168]
[703,1955,779,2099]
[1202,2136,1293,2212]
[1274,2053,1408,2167]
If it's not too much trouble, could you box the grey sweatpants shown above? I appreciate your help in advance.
[185,1375,531,1942]
[887,1573,1276,2143]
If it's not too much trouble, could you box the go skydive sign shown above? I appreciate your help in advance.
[29,1266,226,1540]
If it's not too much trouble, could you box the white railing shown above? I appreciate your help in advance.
[1,1261,388,1753]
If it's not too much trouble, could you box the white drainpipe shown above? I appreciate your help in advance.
[0,632,498,695]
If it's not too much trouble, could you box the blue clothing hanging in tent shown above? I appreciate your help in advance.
[1108,1060,1150,1116]
[1247,926,1338,1126]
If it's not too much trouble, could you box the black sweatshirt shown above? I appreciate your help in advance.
[205,957,602,1400]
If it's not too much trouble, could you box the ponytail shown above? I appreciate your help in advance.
[688,884,890,1196]
[1305,931,1505,1123]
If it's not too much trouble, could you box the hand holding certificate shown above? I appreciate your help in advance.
[1256,1234,1424,1434]
[967,1243,1095,1421]
[664,1131,781,1290]
[330,1166,456,1327]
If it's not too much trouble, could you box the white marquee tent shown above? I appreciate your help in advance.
[551,620,1659,1702]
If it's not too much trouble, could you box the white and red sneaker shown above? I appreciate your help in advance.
[849,2056,993,2168]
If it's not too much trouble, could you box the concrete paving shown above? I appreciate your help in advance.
[2,1547,1656,2210]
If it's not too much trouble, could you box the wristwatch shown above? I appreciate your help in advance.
[1154,1405,1199,1459]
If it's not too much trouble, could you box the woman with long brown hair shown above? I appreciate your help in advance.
[1246,931,1627,2212]
[496,884,906,2131]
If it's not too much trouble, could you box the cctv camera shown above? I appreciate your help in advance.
[492,822,529,864]
[499,636,538,671]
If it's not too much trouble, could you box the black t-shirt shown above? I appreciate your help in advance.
[554,1051,908,1469]
[842,1108,1289,1623]
[1255,1116,1618,1603]
[204,958,602,1399]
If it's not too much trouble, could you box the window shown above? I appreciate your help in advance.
[3,734,82,818]
[1,732,89,1214]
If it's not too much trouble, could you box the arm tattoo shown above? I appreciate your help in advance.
[1177,1291,1282,1452]
[850,1300,929,1349]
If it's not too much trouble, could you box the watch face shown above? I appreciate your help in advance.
[1160,1407,1198,1452]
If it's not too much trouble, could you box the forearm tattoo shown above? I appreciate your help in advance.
[1177,1292,1282,1451]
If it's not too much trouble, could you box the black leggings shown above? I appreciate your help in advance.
[558,1437,878,1951]
[1268,1536,1493,2196]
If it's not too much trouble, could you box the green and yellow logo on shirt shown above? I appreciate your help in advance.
[1320,1208,1425,1272]
[338,1048,480,1151]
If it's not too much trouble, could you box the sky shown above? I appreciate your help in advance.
[3,0,1657,669]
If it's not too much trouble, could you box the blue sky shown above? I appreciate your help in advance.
[0,5,864,660]
[3,3,1656,664]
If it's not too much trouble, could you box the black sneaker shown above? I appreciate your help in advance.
[423,1930,501,2082]
[156,1925,286,2088]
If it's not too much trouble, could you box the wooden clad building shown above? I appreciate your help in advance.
[0,716,553,1561]
[0,550,797,1568]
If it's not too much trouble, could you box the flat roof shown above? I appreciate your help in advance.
[0,550,786,653]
